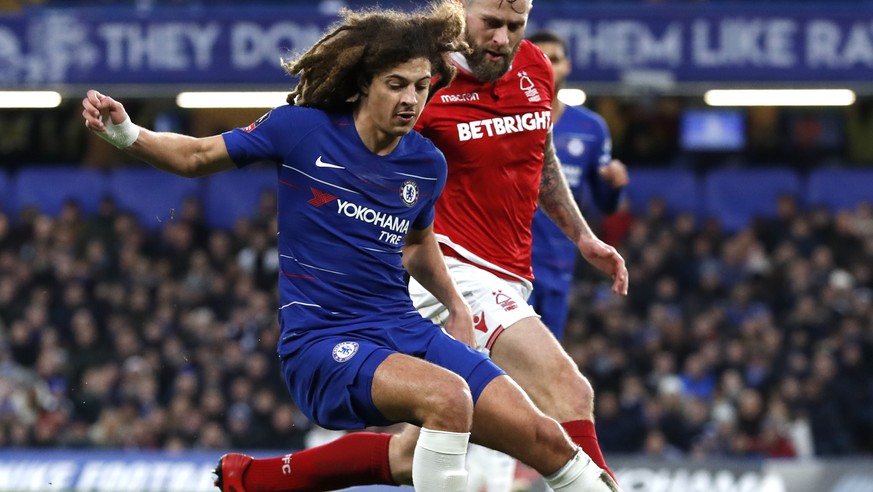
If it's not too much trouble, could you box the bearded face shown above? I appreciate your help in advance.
[462,0,530,82]
[464,30,521,82]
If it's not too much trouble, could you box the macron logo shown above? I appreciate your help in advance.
[315,156,344,169]
[440,92,480,103]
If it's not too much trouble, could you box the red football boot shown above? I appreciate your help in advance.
[214,453,253,492]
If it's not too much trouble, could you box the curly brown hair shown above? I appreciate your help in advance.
[282,0,468,110]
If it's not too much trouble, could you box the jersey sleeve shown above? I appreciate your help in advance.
[412,149,448,230]
[586,112,624,214]
[222,108,284,167]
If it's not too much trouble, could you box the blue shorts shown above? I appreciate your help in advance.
[280,313,505,430]
[530,265,573,341]
[529,283,571,341]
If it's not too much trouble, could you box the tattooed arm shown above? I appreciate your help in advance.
[537,131,595,242]
[537,131,630,295]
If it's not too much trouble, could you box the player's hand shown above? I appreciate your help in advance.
[81,90,129,133]
[444,303,477,348]
[577,236,629,296]
[599,159,629,189]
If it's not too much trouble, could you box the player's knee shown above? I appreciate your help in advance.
[549,361,595,418]
[552,357,594,401]
[567,374,595,419]
[531,415,575,454]
[421,378,474,432]
[575,373,595,404]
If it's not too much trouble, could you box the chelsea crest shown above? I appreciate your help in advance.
[332,341,359,362]
[400,180,419,207]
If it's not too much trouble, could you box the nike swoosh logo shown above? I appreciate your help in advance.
[315,156,345,169]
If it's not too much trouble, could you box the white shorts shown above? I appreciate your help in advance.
[409,256,538,353]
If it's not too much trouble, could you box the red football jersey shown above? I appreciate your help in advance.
[416,40,554,281]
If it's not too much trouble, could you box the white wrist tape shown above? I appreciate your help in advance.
[97,116,140,149]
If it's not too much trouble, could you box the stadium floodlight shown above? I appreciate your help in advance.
[704,89,856,107]
[176,92,289,109]
[557,88,586,107]
[0,91,62,108]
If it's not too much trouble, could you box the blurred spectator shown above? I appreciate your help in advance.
[569,191,873,459]
[0,188,312,451]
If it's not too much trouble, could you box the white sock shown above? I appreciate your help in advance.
[413,427,471,492]
[545,448,613,492]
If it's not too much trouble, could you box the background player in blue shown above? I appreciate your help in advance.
[528,31,630,341]
[81,3,617,492]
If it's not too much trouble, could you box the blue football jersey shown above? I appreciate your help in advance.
[223,106,447,352]
[531,105,621,289]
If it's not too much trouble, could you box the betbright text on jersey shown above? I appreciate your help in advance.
[456,108,551,141]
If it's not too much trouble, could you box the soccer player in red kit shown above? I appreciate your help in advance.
[405,1,627,489]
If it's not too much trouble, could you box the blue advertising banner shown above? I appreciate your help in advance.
[0,449,218,491]
[0,6,326,87]
[0,4,872,88]
[528,4,873,84]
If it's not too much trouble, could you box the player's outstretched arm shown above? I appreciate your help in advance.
[82,89,236,178]
[403,225,475,347]
[538,132,629,296]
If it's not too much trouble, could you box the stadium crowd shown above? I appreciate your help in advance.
[0,181,871,460]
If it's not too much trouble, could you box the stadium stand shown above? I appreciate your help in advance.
[0,171,8,215]
[703,168,803,233]
[108,167,203,230]
[203,166,276,230]
[11,166,108,218]
[807,168,873,213]
[3,165,869,231]
[624,168,699,219]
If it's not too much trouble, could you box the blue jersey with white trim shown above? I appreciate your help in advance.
[531,105,620,290]
[223,105,447,348]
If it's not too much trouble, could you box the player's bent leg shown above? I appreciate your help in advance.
[469,375,618,492]
[469,374,573,472]
[372,313,511,490]
[490,317,616,483]
[214,353,473,492]
[370,353,473,431]
[372,354,473,492]
[490,316,593,420]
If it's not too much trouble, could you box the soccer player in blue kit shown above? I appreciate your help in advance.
[81,2,617,492]
[527,30,629,341]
